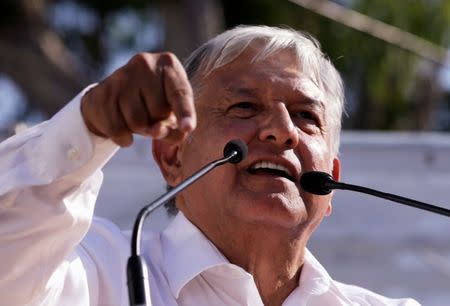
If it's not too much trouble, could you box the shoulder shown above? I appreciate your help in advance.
[78,217,166,305]
[78,216,130,278]
[334,281,421,306]
[80,216,163,262]
[304,250,421,306]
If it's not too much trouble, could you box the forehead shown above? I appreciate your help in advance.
[201,48,325,103]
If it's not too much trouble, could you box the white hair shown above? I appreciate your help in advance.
[184,25,345,156]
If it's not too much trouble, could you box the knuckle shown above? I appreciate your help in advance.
[158,52,178,66]
[111,68,128,83]
[103,68,128,93]
[160,51,176,61]
[130,52,151,65]
[128,53,155,74]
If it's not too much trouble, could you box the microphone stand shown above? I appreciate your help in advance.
[130,154,236,259]
[127,140,247,306]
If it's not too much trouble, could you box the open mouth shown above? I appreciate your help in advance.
[247,161,295,182]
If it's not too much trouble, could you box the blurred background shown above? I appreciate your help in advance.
[1,0,450,305]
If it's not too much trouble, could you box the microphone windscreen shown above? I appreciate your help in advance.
[300,171,334,195]
[223,139,248,164]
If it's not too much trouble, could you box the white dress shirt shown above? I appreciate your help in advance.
[0,88,420,306]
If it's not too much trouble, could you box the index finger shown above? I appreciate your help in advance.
[163,62,196,132]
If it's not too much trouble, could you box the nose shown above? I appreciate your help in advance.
[258,102,299,149]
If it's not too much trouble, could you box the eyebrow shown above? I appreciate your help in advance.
[224,86,325,110]
[224,87,259,97]
[301,95,325,110]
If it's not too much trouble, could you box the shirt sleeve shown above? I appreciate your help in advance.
[0,85,119,305]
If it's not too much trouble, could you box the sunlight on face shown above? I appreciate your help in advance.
[176,47,338,244]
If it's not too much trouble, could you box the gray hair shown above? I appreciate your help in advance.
[165,25,345,216]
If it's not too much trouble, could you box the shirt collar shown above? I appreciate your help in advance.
[297,249,332,296]
[161,212,230,298]
[283,249,352,305]
[160,212,349,304]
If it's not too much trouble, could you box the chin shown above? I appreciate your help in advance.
[230,192,308,229]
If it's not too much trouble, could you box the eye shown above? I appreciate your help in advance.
[227,102,258,118]
[232,102,255,109]
[294,110,317,123]
[300,111,315,120]
[292,110,322,133]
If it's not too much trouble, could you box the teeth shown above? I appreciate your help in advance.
[251,161,293,177]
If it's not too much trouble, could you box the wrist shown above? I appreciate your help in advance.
[80,92,107,138]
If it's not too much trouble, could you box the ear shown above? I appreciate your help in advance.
[152,139,183,186]
[331,157,340,182]
[326,158,341,216]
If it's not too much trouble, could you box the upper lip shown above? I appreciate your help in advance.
[243,155,300,182]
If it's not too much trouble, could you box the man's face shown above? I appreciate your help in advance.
[174,48,339,238]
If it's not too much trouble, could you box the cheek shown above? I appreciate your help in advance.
[197,116,259,147]
[180,118,257,177]
[217,118,259,141]
[298,134,333,171]
[178,146,240,218]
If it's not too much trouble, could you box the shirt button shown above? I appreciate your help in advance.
[67,147,80,161]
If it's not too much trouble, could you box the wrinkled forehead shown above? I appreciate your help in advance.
[202,47,326,104]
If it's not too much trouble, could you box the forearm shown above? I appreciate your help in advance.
[0,86,118,305]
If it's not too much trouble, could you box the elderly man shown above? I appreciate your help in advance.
[0,26,418,305]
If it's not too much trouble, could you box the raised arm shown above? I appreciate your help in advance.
[0,52,195,305]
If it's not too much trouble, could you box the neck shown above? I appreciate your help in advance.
[213,224,309,306]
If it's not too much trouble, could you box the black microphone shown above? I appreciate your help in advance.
[127,139,248,306]
[300,171,450,218]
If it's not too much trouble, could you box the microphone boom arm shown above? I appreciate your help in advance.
[327,180,450,217]
[127,139,247,306]
[130,152,236,256]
